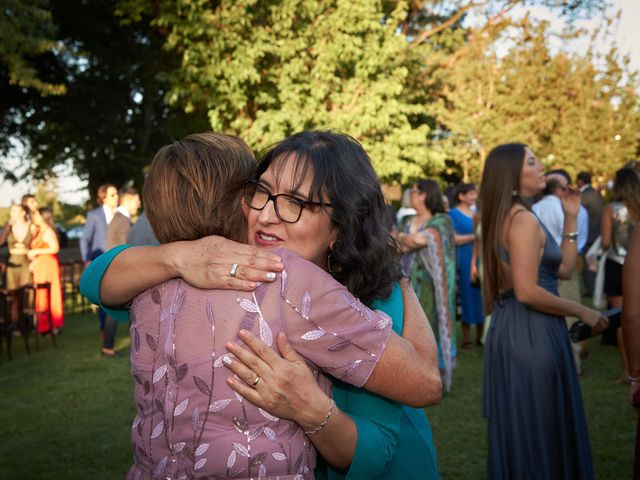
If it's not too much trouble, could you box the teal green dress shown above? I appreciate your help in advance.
[80,247,440,479]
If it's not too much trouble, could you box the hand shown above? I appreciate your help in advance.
[28,261,36,273]
[560,187,581,218]
[470,265,478,283]
[223,330,331,429]
[170,236,284,291]
[579,307,608,336]
[27,250,37,260]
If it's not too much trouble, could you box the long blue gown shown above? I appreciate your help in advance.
[448,207,484,325]
[482,219,594,479]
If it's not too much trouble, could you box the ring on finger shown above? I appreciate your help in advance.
[250,375,260,387]
[230,263,239,277]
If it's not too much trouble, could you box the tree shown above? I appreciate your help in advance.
[424,14,640,181]
[0,0,65,98]
[117,0,446,183]
[1,0,209,201]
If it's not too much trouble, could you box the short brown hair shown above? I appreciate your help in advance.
[143,132,255,244]
[96,183,117,206]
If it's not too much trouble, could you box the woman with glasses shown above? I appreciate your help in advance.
[395,179,457,392]
[80,131,441,479]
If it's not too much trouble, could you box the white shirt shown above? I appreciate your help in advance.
[103,204,116,225]
[532,195,588,253]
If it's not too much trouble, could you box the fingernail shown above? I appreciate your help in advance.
[275,263,284,270]
[266,272,276,281]
[238,329,247,338]
[222,355,232,366]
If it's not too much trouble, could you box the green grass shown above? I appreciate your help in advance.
[0,312,636,479]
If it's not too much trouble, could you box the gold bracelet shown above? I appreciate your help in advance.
[304,399,336,436]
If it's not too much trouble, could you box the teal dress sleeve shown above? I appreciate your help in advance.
[320,282,405,480]
[79,245,132,322]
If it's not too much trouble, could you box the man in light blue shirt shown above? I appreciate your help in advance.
[533,171,588,374]
[532,175,588,253]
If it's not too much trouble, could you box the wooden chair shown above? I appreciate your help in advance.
[0,288,32,360]
[21,283,57,350]
[60,261,77,312]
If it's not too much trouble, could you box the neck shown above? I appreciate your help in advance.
[414,209,433,222]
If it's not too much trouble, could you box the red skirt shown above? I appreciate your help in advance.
[32,254,64,333]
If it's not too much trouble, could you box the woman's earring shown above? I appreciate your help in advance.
[512,190,519,196]
[327,250,341,273]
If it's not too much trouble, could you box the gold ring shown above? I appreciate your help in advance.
[250,375,260,387]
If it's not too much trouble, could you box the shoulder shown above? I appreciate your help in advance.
[272,248,335,287]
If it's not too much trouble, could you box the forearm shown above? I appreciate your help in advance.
[298,398,357,470]
[364,332,442,408]
[100,244,178,306]
[454,233,474,246]
[558,216,578,278]
[395,232,426,252]
[516,284,585,318]
[398,280,441,398]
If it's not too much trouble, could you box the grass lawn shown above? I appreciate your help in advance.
[0,311,636,479]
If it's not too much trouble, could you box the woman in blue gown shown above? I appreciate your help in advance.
[448,183,484,348]
[479,143,608,479]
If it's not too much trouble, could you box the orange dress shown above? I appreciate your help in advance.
[31,229,64,333]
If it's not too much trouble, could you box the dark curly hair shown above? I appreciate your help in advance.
[256,131,402,304]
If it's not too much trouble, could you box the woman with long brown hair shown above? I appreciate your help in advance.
[601,168,640,383]
[479,143,607,479]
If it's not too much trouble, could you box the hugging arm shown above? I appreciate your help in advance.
[79,236,284,317]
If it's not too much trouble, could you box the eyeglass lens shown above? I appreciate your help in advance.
[245,182,304,223]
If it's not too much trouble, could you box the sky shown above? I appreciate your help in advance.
[1,0,639,208]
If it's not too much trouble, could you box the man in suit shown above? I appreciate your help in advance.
[101,188,140,356]
[80,183,118,334]
[576,171,604,297]
[80,184,119,262]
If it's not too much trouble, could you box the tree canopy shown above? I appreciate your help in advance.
[1,0,637,197]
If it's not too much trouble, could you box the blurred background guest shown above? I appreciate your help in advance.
[3,204,32,292]
[28,208,64,334]
[21,194,38,218]
[577,171,604,297]
[601,168,640,384]
[80,183,118,335]
[533,172,588,374]
[396,179,456,391]
[125,211,157,246]
[449,182,483,349]
[101,188,140,357]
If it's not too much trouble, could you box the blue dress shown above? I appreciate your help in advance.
[448,208,484,325]
[81,248,441,479]
[482,219,594,479]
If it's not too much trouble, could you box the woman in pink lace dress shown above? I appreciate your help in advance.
[82,132,439,479]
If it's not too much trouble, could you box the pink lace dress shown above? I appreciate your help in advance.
[127,249,393,480]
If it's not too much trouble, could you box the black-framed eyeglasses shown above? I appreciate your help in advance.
[243,180,333,223]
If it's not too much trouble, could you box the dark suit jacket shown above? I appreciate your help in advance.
[80,206,108,262]
[580,185,604,245]
[107,211,132,250]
